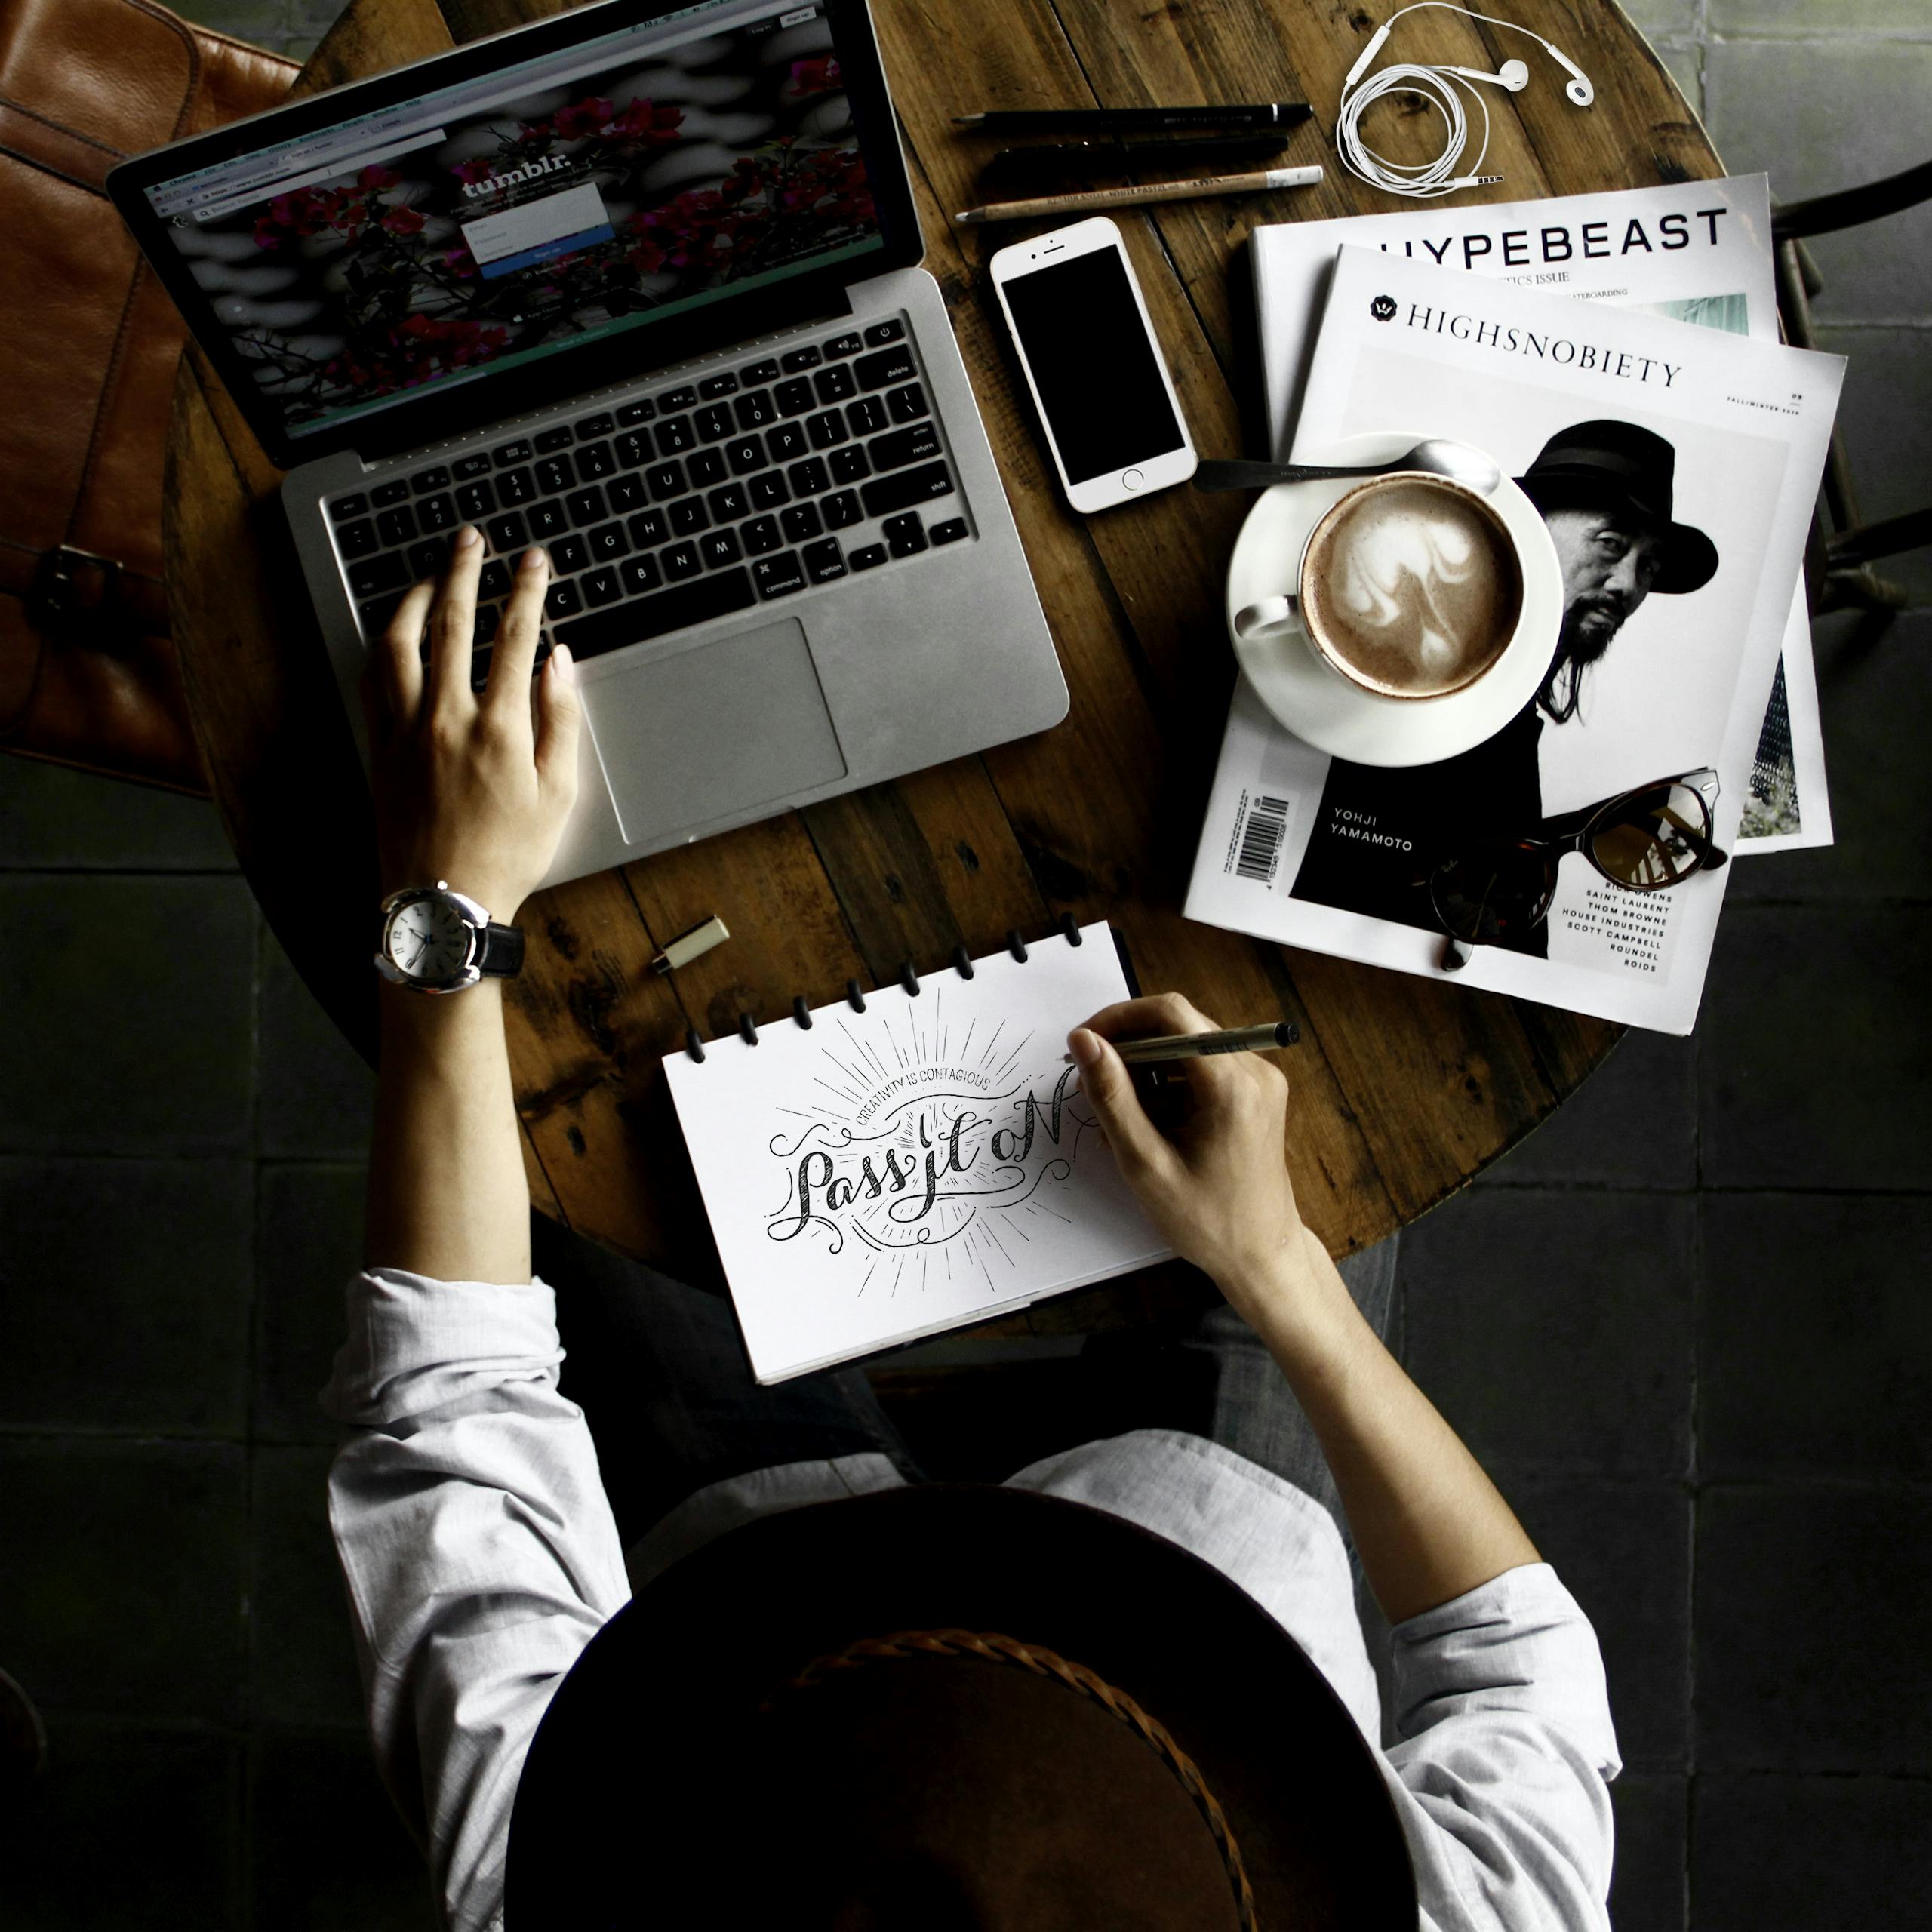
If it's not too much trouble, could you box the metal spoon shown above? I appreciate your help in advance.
[1192,439,1503,496]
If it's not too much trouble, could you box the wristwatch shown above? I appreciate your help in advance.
[375,881,525,994]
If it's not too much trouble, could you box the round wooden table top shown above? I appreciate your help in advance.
[165,0,1712,1323]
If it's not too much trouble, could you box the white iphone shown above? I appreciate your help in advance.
[989,216,1198,514]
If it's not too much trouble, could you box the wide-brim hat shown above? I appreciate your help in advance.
[1515,417,1718,595]
[507,1484,1417,1929]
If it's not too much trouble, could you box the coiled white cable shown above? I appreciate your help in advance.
[1336,3,1594,202]
[1337,61,1497,201]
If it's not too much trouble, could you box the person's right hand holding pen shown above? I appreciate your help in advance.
[1067,992,1540,1624]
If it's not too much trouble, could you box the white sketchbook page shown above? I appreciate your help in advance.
[663,924,1172,1384]
[1248,174,1831,851]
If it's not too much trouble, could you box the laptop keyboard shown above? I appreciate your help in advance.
[325,317,971,689]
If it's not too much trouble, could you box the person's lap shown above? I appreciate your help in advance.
[534,1212,1398,1552]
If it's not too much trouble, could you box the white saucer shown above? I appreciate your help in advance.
[1225,429,1562,768]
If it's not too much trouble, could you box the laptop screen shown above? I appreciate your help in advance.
[140,0,885,444]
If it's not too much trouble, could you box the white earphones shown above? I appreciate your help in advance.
[1444,57,1530,91]
[1337,4,1594,200]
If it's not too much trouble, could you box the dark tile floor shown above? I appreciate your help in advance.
[2,3,1927,1925]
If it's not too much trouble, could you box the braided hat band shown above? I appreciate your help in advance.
[761,1629,1259,1932]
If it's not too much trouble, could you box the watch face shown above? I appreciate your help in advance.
[388,894,472,984]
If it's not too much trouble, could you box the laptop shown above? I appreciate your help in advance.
[109,0,1066,888]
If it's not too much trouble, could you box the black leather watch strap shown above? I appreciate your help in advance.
[474,921,525,979]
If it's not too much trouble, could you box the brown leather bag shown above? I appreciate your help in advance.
[0,0,298,797]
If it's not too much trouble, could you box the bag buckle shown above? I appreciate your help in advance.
[32,544,125,632]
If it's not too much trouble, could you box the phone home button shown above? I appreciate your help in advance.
[1121,468,1146,491]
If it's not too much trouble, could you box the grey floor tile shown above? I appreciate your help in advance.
[0,1718,238,1931]
[259,924,374,1161]
[1696,1487,1932,1774]
[257,1164,365,1444]
[251,1445,365,1729]
[284,0,349,63]
[0,756,237,871]
[1700,1193,1932,1483]
[1697,905,1932,1191]
[1478,1029,1696,1189]
[0,875,255,1156]
[1610,1772,1687,1932]
[0,1438,246,1722]
[249,1729,435,1932]
[1712,0,1932,29]
[183,0,296,49]
[1620,0,1699,36]
[1706,38,1932,326]
[1691,1772,1932,1929]
[1808,326,1932,607]
[1728,610,1932,905]
[1654,42,1703,116]
[1401,1191,1695,1478]
[0,1158,251,1437]
[1506,1479,1691,1768]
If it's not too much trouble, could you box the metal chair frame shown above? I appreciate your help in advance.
[1772,160,1932,635]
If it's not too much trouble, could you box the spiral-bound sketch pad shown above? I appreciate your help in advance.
[663,923,1173,1383]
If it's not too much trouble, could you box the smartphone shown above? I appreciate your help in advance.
[989,217,1197,514]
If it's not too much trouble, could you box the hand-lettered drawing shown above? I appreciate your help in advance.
[761,986,1097,1297]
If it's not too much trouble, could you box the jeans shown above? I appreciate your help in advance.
[534,1213,1399,1552]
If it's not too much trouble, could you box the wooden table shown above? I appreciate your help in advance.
[166,0,1713,1321]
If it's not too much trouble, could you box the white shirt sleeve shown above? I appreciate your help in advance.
[320,1268,631,1932]
[1382,1563,1623,1932]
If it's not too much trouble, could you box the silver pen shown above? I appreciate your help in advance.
[1064,1020,1300,1065]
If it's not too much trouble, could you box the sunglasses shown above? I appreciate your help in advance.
[1426,768,1728,971]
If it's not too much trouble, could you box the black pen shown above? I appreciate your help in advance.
[983,134,1291,184]
[1063,1022,1300,1066]
[955,103,1312,135]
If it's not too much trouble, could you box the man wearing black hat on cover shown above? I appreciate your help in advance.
[1289,419,1720,955]
[328,531,1622,1930]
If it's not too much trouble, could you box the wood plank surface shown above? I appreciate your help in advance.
[162,0,1709,1311]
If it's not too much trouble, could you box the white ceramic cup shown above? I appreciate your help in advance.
[1234,470,1524,703]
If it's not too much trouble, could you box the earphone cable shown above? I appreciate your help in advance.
[1337,2,1580,200]
[1337,63,1495,200]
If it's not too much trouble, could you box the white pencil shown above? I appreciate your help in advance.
[956,163,1323,225]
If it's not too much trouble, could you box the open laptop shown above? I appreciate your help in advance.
[109,0,1066,888]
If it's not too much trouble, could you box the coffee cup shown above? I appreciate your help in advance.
[1233,471,1524,702]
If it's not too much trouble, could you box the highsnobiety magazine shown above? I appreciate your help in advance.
[1185,245,1843,1034]
[1247,174,1829,852]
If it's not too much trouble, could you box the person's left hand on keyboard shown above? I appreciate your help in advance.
[361,528,583,921]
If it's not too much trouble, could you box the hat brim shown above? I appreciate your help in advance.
[507,1484,1417,1929]
[1516,469,1719,595]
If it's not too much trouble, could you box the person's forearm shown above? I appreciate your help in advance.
[364,982,531,1284]
[1235,1232,1540,1626]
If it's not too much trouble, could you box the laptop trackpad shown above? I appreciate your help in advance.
[584,617,847,845]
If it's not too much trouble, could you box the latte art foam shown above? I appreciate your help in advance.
[1302,477,1521,699]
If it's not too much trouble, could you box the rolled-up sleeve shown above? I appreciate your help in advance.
[1383,1563,1622,1932]
[321,1269,630,1932]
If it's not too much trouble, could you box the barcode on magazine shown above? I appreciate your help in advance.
[1234,793,1291,885]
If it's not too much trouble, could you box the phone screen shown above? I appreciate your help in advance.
[1003,247,1186,485]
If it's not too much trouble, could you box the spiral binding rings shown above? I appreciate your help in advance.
[683,919,1094,1060]
[759,1628,1257,1932]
